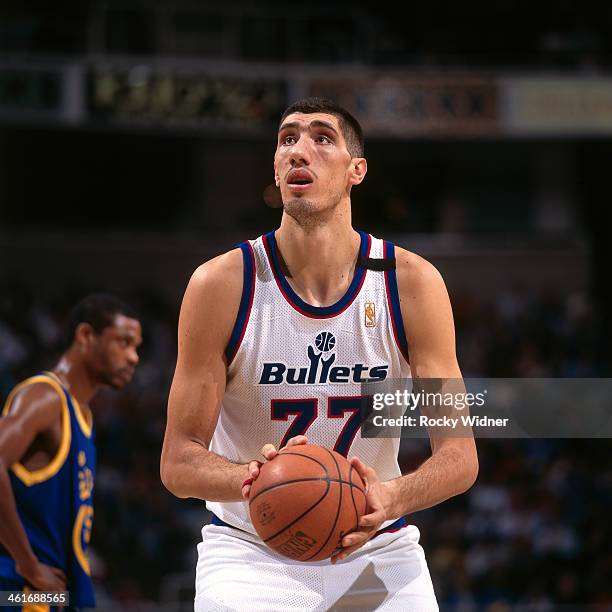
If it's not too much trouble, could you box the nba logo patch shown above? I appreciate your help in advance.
[365,302,375,327]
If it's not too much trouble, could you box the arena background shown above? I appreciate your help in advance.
[1,2,611,610]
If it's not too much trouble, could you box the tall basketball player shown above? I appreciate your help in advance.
[0,294,141,611]
[161,98,478,610]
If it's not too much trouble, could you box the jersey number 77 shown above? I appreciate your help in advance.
[271,396,366,457]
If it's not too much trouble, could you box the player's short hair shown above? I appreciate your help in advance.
[65,293,138,347]
[280,97,365,158]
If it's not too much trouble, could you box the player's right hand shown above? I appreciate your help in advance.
[241,436,308,499]
[19,561,66,592]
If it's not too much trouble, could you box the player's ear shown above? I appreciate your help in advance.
[348,158,367,186]
[74,322,96,348]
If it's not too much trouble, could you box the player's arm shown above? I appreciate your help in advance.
[160,250,260,502]
[379,249,479,518]
[333,250,478,563]
[0,385,67,590]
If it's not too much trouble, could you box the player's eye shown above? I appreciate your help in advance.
[315,135,332,144]
[281,135,296,145]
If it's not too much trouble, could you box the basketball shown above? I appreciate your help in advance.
[248,444,367,562]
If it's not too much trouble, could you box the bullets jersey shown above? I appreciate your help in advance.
[207,230,411,534]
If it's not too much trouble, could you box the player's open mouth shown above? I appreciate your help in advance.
[287,169,314,191]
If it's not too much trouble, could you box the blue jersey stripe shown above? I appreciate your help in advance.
[225,241,256,365]
[383,241,409,363]
[263,230,371,318]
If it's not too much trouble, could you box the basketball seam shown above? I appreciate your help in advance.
[251,450,332,546]
[259,479,331,544]
[348,464,359,532]
[249,451,331,506]
[249,477,356,504]
[275,451,329,472]
[303,448,343,561]
[263,450,365,495]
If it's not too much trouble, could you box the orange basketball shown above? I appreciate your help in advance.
[248,444,367,561]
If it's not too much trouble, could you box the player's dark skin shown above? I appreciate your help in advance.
[0,315,141,591]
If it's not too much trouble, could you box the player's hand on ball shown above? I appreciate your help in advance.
[241,458,263,499]
[241,435,309,499]
[261,435,309,461]
[330,456,392,564]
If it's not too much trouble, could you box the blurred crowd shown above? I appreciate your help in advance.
[0,281,610,610]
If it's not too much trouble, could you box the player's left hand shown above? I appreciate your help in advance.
[330,456,393,564]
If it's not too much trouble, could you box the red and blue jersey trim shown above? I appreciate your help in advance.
[383,241,409,364]
[262,230,372,319]
[224,241,256,365]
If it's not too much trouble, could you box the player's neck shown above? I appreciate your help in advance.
[275,217,361,307]
[53,349,98,405]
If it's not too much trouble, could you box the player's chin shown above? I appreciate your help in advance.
[283,198,317,217]
[107,371,134,390]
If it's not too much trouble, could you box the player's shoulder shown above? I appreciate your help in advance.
[190,246,245,291]
[393,245,447,297]
[3,377,63,426]
[181,243,250,321]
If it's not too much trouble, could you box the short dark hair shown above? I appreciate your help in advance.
[279,97,365,158]
[65,294,138,347]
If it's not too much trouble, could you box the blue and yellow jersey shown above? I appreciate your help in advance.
[0,372,96,609]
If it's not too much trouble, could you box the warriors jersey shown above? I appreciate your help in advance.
[0,372,96,609]
[207,230,411,534]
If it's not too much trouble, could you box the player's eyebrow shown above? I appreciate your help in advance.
[116,330,142,345]
[308,120,339,135]
[278,120,339,136]
[278,121,300,133]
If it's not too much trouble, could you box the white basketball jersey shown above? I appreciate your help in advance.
[207,230,411,534]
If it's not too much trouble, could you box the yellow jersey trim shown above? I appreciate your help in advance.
[2,376,71,487]
[22,586,51,612]
[72,504,93,576]
[44,372,92,439]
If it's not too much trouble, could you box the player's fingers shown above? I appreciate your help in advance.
[349,456,377,489]
[359,507,385,528]
[241,483,252,499]
[261,443,278,460]
[341,529,372,548]
[51,566,66,582]
[49,575,66,592]
[284,435,308,448]
[331,540,364,564]
[248,460,261,478]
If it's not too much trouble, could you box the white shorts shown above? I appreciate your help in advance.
[195,523,438,611]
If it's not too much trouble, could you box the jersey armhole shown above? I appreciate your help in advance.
[2,376,72,486]
[224,241,256,366]
[383,241,410,364]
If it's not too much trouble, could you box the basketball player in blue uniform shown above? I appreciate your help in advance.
[0,294,141,611]
[161,98,478,610]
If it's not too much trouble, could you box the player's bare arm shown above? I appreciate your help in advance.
[333,249,479,563]
[385,248,479,514]
[0,384,67,591]
[161,249,261,502]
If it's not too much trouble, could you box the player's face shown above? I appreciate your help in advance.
[274,112,362,214]
[90,315,142,390]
